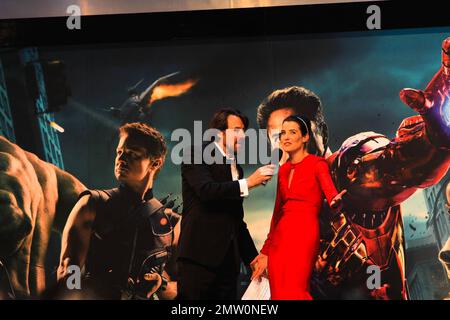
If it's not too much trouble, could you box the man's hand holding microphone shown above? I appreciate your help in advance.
[246,164,276,189]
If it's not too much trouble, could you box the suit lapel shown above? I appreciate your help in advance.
[212,143,244,181]
[210,142,232,181]
[221,160,232,181]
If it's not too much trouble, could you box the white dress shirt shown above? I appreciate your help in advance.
[214,142,249,197]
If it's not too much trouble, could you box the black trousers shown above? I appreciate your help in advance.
[177,242,240,300]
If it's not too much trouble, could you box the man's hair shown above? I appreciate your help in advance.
[118,122,167,163]
[256,86,326,131]
[208,108,249,131]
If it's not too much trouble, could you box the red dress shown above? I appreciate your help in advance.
[260,154,338,300]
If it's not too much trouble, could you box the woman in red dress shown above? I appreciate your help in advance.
[251,115,345,300]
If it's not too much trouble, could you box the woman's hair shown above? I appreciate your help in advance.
[283,115,312,138]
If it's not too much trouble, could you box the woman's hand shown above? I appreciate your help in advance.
[330,189,347,212]
[250,253,268,281]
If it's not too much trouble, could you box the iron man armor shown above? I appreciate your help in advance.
[314,38,450,300]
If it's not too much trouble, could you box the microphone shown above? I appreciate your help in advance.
[271,147,282,171]
[262,147,281,186]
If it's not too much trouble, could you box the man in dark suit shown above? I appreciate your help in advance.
[177,108,275,300]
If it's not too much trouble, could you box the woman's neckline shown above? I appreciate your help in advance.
[289,153,311,166]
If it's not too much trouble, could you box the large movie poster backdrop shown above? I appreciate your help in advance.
[1,27,450,300]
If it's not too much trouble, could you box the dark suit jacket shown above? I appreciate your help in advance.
[177,143,258,269]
